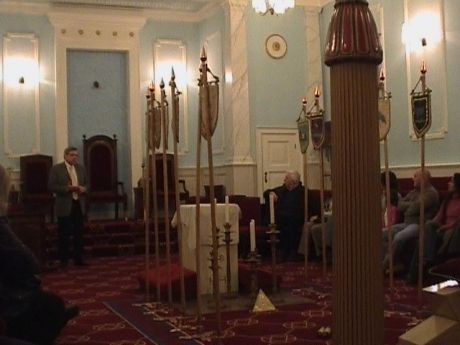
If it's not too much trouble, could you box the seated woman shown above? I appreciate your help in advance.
[381,170,400,229]
[407,173,460,283]
[0,164,79,345]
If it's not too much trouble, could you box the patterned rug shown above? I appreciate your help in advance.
[40,256,430,345]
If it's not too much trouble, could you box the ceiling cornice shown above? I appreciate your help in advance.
[0,0,333,21]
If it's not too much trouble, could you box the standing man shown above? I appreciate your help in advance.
[48,147,88,267]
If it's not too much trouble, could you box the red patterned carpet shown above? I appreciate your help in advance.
[40,256,430,345]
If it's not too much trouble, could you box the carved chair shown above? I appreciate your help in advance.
[19,154,54,220]
[83,134,127,219]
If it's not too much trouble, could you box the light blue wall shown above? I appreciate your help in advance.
[319,0,460,168]
[0,14,55,169]
[67,50,130,188]
[246,7,307,158]
[2,1,460,180]
[139,20,200,168]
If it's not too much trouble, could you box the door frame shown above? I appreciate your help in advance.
[255,127,301,198]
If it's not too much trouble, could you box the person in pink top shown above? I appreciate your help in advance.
[407,173,460,283]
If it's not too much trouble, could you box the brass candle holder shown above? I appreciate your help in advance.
[223,222,235,297]
[266,223,280,293]
[245,250,261,300]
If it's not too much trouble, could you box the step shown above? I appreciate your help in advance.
[398,315,458,345]
[424,281,460,320]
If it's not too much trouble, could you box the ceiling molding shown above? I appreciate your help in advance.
[0,0,225,22]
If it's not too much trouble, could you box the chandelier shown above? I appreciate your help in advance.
[252,0,295,15]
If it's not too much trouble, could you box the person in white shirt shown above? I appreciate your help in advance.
[48,147,88,267]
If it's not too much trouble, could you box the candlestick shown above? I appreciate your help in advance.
[250,219,256,252]
[269,193,275,224]
[225,195,229,223]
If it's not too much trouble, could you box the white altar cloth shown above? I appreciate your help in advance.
[172,204,240,295]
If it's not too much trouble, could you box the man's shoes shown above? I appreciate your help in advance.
[65,305,80,321]
[74,260,89,267]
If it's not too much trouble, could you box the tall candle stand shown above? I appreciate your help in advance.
[245,250,261,301]
[266,223,279,294]
[206,229,226,309]
[223,222,236,297]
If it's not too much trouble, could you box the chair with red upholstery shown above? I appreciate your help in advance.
[83,134,127,220]
[229,195,269,258]
[19,154,54,221]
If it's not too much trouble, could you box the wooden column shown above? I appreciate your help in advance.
[324,1,383,344]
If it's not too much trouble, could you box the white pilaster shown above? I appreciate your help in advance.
[222,0,256,196]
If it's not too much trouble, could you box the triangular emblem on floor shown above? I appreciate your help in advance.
[252,289,277,312]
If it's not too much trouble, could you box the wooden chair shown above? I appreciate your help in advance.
[204,184,226,203]
[19,154,54,221]
[82,134,127,219]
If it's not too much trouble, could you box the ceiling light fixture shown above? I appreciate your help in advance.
[252,0,295,15]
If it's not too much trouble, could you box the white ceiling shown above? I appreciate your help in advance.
[22,0,220,12]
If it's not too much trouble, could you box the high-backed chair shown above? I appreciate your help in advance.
[204,184,226,203]
[83,134,127,219]
[19,154,54,220]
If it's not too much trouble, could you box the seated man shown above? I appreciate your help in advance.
[0,164,79,345]
[263,171,319,261]
[382,168,439,273]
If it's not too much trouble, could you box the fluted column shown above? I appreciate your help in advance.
[324,1,383,344]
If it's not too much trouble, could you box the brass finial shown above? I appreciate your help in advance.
[201,46,207,62]
[379,68,385,82]
[302,98,307,106]
[171,67,176,80]
[160,78,165,89]
[148,81,154,93]
[420,60,427,74]
[314,86,320,98]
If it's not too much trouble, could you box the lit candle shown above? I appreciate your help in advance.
[269,193,275,224]
[250,219,256,252]
[225,195,229,223]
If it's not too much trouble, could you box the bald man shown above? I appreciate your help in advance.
[264,171,319,261]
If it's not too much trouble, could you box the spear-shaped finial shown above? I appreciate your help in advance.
[171,67,176,81]
[314,86,321,98]
[420,60,427,74]
[148,81,154,93]
[160,78,165,89]
[379,68,385,82]
[201,46,207,62]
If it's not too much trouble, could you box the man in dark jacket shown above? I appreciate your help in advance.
[264,171,318,261]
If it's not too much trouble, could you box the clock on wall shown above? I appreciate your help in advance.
[265,34,287,59]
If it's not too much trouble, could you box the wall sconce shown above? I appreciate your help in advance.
[155,61,188,89]
[3,58,40,87]
[401,12,442,53]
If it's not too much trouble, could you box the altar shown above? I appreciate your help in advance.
[172,204,240,295]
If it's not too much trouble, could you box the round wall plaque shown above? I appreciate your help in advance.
[265,34,287,59]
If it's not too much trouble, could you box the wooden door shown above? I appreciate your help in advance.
[256,129,302,197]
